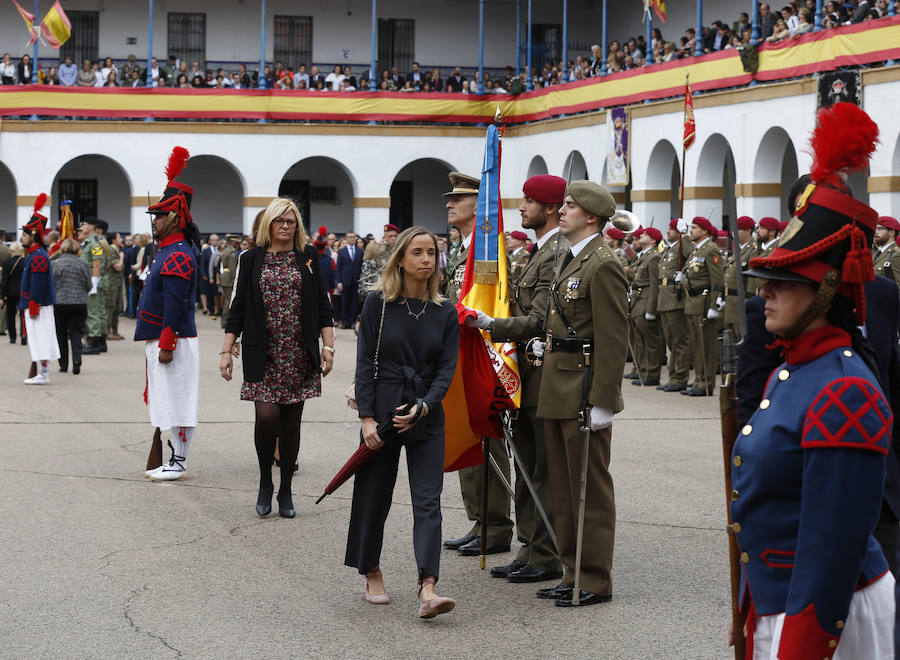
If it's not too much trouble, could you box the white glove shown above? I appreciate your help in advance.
[464,308,494,330]
[532,340,545,359]
[706,308,720,320]
[715,296,726,311]
[644,312,656,321]
[89,276,100,295]
[674,272,684,283]
[589,407,614,431]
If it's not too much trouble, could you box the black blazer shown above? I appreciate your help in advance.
[225,245,334,382]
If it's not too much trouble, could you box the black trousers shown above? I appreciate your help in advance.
[6,297,22,341]
[345,423,444,581]
[340,282,358,327]
[55,303,86,368]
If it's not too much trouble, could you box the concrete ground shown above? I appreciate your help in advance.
[0,314,734,659]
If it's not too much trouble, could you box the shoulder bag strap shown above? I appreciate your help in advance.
[373,295,386,381]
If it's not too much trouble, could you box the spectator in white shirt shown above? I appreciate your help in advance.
[99,57,117,85]
[58,57,77,86]
[325,64,344,90]
[782,5,801,32]
[0,53,15,85]
[92,61,104,87]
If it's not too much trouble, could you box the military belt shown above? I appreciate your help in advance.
[687,286,709,297]
[547,337,593,353]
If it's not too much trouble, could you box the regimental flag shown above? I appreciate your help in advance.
[12,0,39,46]
[683,75,696,149]
[58,200,74,241]
[443,122,522,472]
[40,1,71,49]
[651,0,667,23]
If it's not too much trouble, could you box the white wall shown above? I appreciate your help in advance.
[50,154,131,233]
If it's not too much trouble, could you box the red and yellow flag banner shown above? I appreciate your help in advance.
[683,76,695,149]
[12,0,39,45]
[40,1,71,49]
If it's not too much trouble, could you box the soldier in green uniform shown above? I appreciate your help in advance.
[506,230,531,287]
[79,217,109,355]
[218,235,239,328]
[680,216,724,397]
[105,231,125,341]
[374,223,398,269]
[535,180,628,607]
[628,227,664,386]
[441,171,514,557]
[721,216,758,342]
[872,216,900,289]
[656,219,693,392]
[467,175,567,583]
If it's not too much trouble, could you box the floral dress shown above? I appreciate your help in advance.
[240,250,321,404]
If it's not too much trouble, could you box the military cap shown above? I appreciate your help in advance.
[443,172,480,197]
[226,234,241,244]
[81,216,101,227]
[509,230,527,241]
[632,227,644,239]
[566,180,616,218]
[718,229,730,239]
[690,216,717,235]
[645,227,663,242]
[877,216,900,232]
[383,223,400,233]
[758,217,780,231]
[736,216,755,230]
[606,227,625,240]
[523,174,567,204]
[95,219,109,233]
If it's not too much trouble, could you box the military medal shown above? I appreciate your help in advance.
[564,277,581,302]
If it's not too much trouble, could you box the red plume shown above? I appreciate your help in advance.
[809,103,879,191]
[318,225,327,237]
[33,193,47,214]
[165,146,190,181]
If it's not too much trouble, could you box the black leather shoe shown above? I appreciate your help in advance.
[443,532,477,550]
[256,484,273,517]
[98,339,108,353]
[81,342,101,355]
[681,387,708,397]
[631,379,660,386]
[536,583,573,600]
[659,383,686,392]
[458,538,510,556]
[276,492,294,518]
[490,559,526,578]
[72,363,81,375]
[507,565,564,583]
[555,589,612,607]
[59,365,68,373]
[624,372,639,380]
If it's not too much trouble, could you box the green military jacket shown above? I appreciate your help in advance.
[507,247,530,287]
[446,242,469,304]
[538,234,628,419]
[375,243,394,269]
[748,239,779,294]
[219,244,238,287]
[724,241,758,326]
[683,237,724,316]
[629,247,660,319]
[657,236,692,313]
[491,231,568,409]
[81,235,108,275]
[872,243,900,289]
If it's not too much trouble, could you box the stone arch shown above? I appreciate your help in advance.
[695,133,736,225]
[527,155,548,178]
[51,154,132,233]
[390,158,456,235]
[179,155,245,235]
[0,161,16,239]
[645,139,680,219]
[279,156,358,235]
[563,150,588,181]
[754,126,799,217]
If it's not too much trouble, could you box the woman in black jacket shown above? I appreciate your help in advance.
[1,242,26,344]
[220,198,334,518]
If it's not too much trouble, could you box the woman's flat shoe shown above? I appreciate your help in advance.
[417,595,456,619]
[277,492,295,518]
[365,579,389,604]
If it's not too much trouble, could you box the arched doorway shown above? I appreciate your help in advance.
[179,155,244,235]
[390,158,455,235]
[695,134,736,227]
[563,151,588,181]
[526,155,548,178]
[753,127,799,219]
[0,161,16,239]
[51,155,132,233]
[633,139,680,228]
[279,156,356,236]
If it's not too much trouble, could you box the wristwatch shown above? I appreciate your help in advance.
[322,346,335,355]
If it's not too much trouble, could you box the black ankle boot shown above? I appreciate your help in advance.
[256,483,274,517]
[277,491,295,518]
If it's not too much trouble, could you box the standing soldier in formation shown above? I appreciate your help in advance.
[506,229,531,286]
[656,219,693,392]
[374,223,398,269]
[441,171,514,557]
[466,174,567,584]
[628,227,664,387]
[721,216,758,342]
[680,216,723,397]
[218,235,239,328]
[756,216,781,258]
[535,180,628,607]
[604,227,629,271]
[872,216,900,288]
[105,231,125,341]
[78,217,109,355]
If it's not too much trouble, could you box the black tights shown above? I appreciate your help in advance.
[254,401,304,494]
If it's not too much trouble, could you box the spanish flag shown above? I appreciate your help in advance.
[12,0,39,46]
[443,123,522,472]
[683,75,696,149]
[651,0,667,23]
[39,1,71,49]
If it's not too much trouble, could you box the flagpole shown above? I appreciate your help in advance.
[601,0,608,75]
[644,5,652,67]
[32,0,38,83]
[680,73,688,219]
[526,0,533,91]
[146,0,154,87]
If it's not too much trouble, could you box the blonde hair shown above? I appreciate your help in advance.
[255,197,307,250]
[377,226,444,304]
[60,238,81,255]
[363,239,379,261]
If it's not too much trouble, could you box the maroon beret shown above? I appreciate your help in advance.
[779,221,789,232]
[736,216,755,230]
[523,175,567,205]
[878,216,900,232]
[509,230,528,241]
[758,216,780,231]
[669,218,681,230]
[383,223,399,233]
[632,227,645,239]
[645,227,663,242]
[691,216,717,235]
[606,227,625,240]
[718,229,730,239]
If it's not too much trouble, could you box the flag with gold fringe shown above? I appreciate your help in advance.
[443,121,522,472]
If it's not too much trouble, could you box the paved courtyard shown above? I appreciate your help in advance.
[0,315,733,659]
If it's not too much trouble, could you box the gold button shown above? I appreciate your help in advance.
[843,350,852,358]
[550,310,556,315]
[740,552,749,563]
[778,369,790,381]
[835,620,844,629]
[577,363,583,368]
[731,489,740,501]
[828,640,837,648]
[731,522,742,533]
[734,455,742,467]
[742,425,752,436]
[759,399,770,410]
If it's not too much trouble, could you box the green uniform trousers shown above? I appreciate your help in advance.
[660,309,692,387]
[105,276,123,334]
[686,313,719,391]
[220,286,232,329]
[86,281,108,339]
[632,315,664,383]
[458,437,513,545]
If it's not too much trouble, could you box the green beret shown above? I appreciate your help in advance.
[566,180,616,218]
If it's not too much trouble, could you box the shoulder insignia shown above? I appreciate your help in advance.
[711,254,720,264]
[30,254,49,273]
[802,377,892,454]
[160,252,195,280]
[90,245,104,257]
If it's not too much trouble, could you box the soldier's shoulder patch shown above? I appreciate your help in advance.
[160,251,194,280]
[90,244,104,257]
[712,254,720,264]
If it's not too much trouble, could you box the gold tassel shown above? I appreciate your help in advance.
[474,260,498,285]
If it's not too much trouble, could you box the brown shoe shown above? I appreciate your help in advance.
[108,333,125,341]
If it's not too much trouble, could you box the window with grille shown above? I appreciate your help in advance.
[57,180,97,226]
[532,24,562,74]
[60,11,99,66]
[167,13,207,69]
[378,18,415,76]
[273,16,313,71]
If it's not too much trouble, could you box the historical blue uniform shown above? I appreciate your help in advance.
[732,325,892,658]
[18,245,55,314]
[134,232,197,351]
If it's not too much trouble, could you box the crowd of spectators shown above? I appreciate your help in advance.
[0,0,896,95]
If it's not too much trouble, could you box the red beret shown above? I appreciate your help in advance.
[509,230,527,241]
[523,175,567,205]
[736,216,755,230]
[383,224,399,233]
[691,216,717,235]
[878,216,900,232]
[758,217,780,231]
[606,227,625,240]
[632,228,645,239]
[668,218,680,230]
[779,221,789,232]
[645,227,662,242]
[718,229,730,239]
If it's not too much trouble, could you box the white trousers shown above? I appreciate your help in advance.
[752,572,896,660]
[145,337,199,429]
[24,306,60,362]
